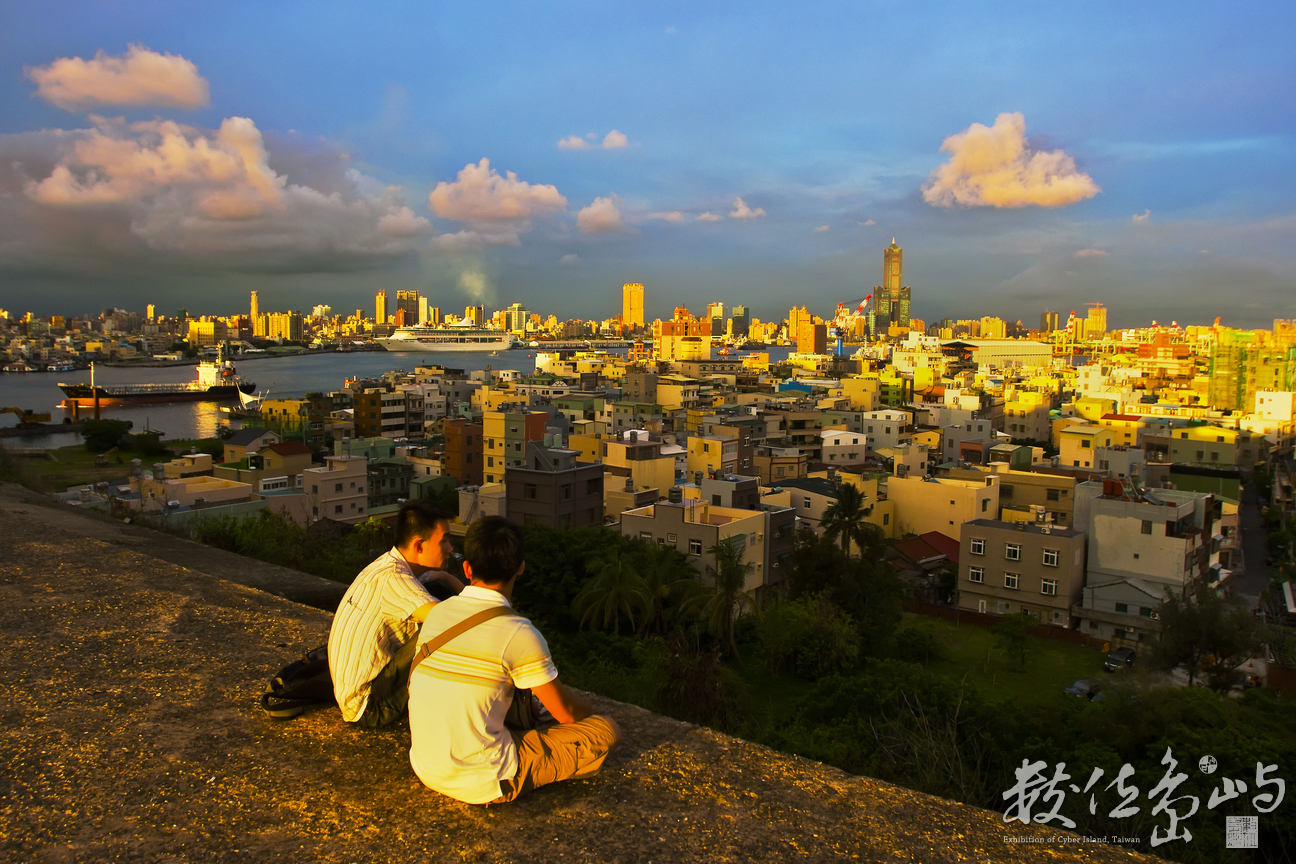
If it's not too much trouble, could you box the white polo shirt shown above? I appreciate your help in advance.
[408,586,558,804]
[328,547,434,722]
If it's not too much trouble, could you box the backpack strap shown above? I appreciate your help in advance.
[408,605,517,685]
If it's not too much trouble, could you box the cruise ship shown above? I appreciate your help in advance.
[377,324,513,352]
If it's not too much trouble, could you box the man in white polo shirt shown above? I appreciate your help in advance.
[329,501,463,728]
[408,516,621,804]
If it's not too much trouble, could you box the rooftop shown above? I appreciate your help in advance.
[0,482,1162,863]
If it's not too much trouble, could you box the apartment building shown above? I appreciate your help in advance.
[619,493,796,593]
[958,519,1086,625]
[483,409,547,484]
[304,455,369,524]
[1071,479,1221,643]
[820,430,869,465]
[1057,424,1119,469]
[886,473,999,537]
[443,418,483,486]
[1003,391,1054,442]
[505,442,603,529]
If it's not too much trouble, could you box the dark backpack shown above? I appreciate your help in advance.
[260,645,334,719]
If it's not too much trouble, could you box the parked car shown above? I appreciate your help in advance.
[1065,678,1102,699]
[1104,647,1137,672]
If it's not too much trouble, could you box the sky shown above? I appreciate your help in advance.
[1,0,1294,329]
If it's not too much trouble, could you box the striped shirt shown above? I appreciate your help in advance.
[408,586,558,804]
[328,547,434,722]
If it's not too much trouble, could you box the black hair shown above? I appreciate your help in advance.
[463,516,524,585]
[395,500,450,548]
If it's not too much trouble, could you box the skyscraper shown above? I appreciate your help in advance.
[1040,310,1060,332]
[395,290,420,325]
[146,304,155,322]
[418,296,429,325]
[873,239,911,332]
[464,305,485,326]
[1085,304,1107,338]
[375,290,388,325]
[731,304,749,338]
[622,283,644,329]
[250,290,259,323]
[505,302,528,334]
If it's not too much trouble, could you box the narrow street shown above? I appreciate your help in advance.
[1233,481,1272,608]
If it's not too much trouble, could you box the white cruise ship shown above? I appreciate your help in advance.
[376,324,514,352]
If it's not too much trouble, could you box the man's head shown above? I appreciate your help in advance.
[395,500,452,572]
[463,516,525,591]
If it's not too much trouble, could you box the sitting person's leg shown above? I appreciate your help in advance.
[492,715,621,803]
[357,635,418,729]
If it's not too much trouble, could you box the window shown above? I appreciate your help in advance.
[803,497,812,509]
[524,483,537,500]
[1042,549,1059,567]
[515,442,522,452]
[1081,439,1091,449]
[1005,544,1022,561]
[688,539,703,555]
[311,485,318,494]
[1139,607,1154,618]
[1004,573,1020,590]
[586,478,600,495]
[1040,579,1057,596]
[561,484,572,500]
[1115,602,1129,613]
[334,504,343,514]
[1180,432,1188,439]
[488,439,494,449]
[970,538,985,555]
[1141,520,1153,535]
[487,456,494,467]
[882,514,889,525]
[639,531,653,541]
[1047,488,1060,501]
[1001,484,1014,499]
[981,498,990,513]
[1196,450,1204,461]
[968,567,984,583]
[978,599,987,614]
[867,426,874,433]
[667,533,678,543]
[1216,435,1225,443]
[334,483,343,493]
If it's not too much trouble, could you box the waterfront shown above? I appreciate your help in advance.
[0,346,790,446]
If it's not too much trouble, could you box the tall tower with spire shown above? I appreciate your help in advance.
[872,238,911,333]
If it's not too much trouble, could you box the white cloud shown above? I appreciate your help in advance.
[577,195,625,234]
[814,224,830,232]
[11,117,433,257]
[864,218,877,226]
[1133,209,1152,223]
[729,197,766,220]
[602,130,628,149]
[1074,248,1109,258]
[26,45,209,111]
[646,211,684,223]
[458,269,492,302]
[431,230,520,251]
[428,158,567,235]
[559,253,580,267]
[922,112,1101,209]
[557,135,590,150]
[696,212,723,222]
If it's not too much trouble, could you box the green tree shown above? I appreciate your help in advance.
[572,548,649,636]
[636,541,698,635]
[992,612,1035,669]
[821,482,883,558]
[690,536,758,659]
[1152,587,1263,690]
[81,419,132,453]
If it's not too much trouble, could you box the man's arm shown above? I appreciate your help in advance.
[410,602,436,623]
[424,569,465,596]
[531,678,593,725]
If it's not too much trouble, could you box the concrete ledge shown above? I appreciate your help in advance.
[0,484,1161,862]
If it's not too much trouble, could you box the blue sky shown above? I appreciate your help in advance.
[1,0,1293,328]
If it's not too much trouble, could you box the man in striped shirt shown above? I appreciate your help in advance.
[409,516,621,804]
[328,501,464,728]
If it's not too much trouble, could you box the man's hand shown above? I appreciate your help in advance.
[531,678,592,725]
[425,569,465,595]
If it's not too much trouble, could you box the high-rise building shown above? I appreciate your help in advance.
[731,304,750,338]
[428,306,442,326]
[796,321,827,354]
[873,239,911,332]
[266,311,303,341]
[375,290,388,325]
[706,301,725,337]
[250,291,259,324]
[505,302,528,335]
[1085,304,1107,338]
[1040,311,1060,333]
[311,304,332,319]
[622,283,645,329]
[395,290,420,325]
[788,305,811,338]
[146,304,155,322]
[464,305,485,326]
[418,296,429,325]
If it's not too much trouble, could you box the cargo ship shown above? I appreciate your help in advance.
[376,323,513,352]
[59,348,255,407]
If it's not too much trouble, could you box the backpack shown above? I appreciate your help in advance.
[260,645,334,719]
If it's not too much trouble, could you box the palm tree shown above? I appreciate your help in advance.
[689,536,758,659]
[572,548,649,636]
[821,482,882,558]
[637,542,699,635]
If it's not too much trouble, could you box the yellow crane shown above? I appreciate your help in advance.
[1,407,53,427]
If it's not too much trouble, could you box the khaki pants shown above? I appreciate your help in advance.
[491,715,619,803]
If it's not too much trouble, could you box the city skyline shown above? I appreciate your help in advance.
[1,2,1294,327]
